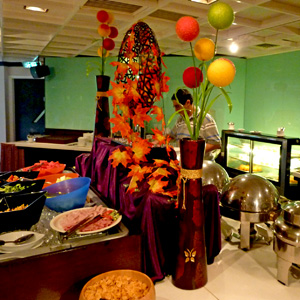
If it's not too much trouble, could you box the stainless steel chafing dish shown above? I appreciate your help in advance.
[220,174,281,250]
[274,201,300,286]
[202,160,230,193]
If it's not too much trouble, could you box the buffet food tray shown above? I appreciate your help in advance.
[0,187,129,262]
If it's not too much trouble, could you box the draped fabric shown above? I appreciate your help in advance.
[0,143,25,172]
[75,137,221,281]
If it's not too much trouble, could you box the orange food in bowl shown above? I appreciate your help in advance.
[79,270,155,300]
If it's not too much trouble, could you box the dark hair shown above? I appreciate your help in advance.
[171,88,193,105]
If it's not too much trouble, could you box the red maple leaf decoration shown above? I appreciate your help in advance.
[108,148,132,168]
[148,177,169,194]
[107,81,126,106]
[151,106,164,122]
[110,62,129,80]
[132,105,152,128]
[131,138,152,163]
[150,167,171,178]
[109,113,132,137]
[151,127,166,146]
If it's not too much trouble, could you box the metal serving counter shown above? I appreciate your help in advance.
[0,188,128,262]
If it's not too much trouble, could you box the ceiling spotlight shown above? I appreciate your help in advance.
[24,6,48,13]
[189,0,217,4]
[229,42,239,53]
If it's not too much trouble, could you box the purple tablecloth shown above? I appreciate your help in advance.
[76,137,221,281]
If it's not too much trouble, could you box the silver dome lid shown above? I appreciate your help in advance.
[221,174,280,213]
[283,201,300,227]
[202,160,230,192]
[274,201,300,245]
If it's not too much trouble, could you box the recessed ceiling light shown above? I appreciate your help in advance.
[229,42,239,53]
[189,0,217,4]
[24,6,48,13]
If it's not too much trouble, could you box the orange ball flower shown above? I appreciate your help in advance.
[98,24,111,37]
[107,12,114,24]
[176,16,200,42]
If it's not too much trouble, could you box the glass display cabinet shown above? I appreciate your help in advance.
[221,130,300,199]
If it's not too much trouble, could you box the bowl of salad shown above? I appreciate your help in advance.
[0,179,45,197]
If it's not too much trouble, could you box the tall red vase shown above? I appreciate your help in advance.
[172,138,207,289]
[94,75,110,138]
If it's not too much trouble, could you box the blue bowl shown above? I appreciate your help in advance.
[43,177,91,212]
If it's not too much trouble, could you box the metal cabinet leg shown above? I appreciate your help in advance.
[240,221,250,250]
[277,256,292,286]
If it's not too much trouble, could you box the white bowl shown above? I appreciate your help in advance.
[0,231,44,252]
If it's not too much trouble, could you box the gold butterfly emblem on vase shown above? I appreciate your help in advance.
[184,248,196,263]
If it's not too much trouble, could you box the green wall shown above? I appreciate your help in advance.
[244,51,300,137]
[45,51,299,137]
[45,56,116,130]
[45,55,246,134]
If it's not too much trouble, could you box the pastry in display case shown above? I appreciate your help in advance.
[221,130,300,199]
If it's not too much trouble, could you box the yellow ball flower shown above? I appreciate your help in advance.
[207,58,236,87]
[194,38,215,61]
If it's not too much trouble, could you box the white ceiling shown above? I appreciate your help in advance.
[0,0,300,62]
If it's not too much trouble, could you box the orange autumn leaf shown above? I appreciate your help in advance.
[150,167,171,178]
[128,164,145,181]
[151,106,164,122]
[127,79,141,103]
[128,61,140,76]
[169,159,180,170]
[108,148,132,168]
[109,114,132,137]
[151,127,166,145]
[127,176,139,193]
[107,81,125,106]
[148,177,169,194]
[141,165,153,174]
[153,159,169,167]
[131,139,152,163]
[119,103,131,119]
[161,189,178,198]
[161,72,170,93]
[110,61,128,80]
[132,105,152,128]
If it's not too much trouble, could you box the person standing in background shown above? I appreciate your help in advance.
[169,88,221,160]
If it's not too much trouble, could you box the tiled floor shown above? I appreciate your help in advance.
[155,217,300,300]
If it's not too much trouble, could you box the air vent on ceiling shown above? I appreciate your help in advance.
[282,38,296,43]
[255,43,279,48]
[84,0,141,13]
[149,9,198,22]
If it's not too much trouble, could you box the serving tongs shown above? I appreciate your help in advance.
[63,213,103,239]
[17,162,45,172]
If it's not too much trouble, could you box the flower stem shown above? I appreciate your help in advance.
[101,37,104,76]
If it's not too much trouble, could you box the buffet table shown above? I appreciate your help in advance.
[1,141,92,171]
[0,188,142,300]
[76,137,222,282]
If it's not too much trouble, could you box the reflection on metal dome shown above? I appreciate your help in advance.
[202,160,230,192]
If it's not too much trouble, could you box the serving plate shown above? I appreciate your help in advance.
[0,231,44,252]
[50,207,122,235]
